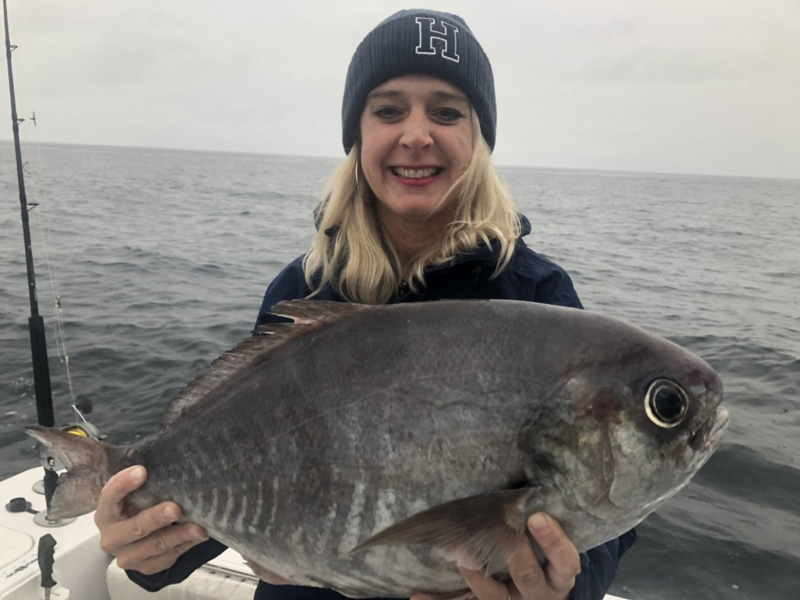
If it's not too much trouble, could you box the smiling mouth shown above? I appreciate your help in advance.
[391,167,442,179]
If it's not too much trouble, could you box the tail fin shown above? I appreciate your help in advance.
[26,425,119,519]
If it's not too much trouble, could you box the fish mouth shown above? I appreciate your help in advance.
[709,407,730,441]
[688,406,730,451]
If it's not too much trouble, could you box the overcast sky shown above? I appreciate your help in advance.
[2,0,798,179]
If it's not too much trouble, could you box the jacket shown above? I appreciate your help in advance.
[128,218,636,600]
[254,219,582,328]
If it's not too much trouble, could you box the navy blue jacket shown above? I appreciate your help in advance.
[128,219,635,600]
[255,222,582,328]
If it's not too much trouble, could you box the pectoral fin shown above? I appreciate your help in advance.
[353,487,541,574]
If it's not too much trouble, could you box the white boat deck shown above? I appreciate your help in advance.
[1,467,258,600]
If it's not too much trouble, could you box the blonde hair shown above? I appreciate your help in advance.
[303,112,521,305]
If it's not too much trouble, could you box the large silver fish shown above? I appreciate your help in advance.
[28,300,728,598]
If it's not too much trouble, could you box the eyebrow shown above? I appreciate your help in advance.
[366,89,470,104]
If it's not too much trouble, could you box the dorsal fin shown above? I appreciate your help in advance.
[263,299,370,327]
[160,300,369,429]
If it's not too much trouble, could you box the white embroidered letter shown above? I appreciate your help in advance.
[415,17,460,63]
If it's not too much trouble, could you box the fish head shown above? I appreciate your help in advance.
[601,360,729,515]
[520,321,729,529]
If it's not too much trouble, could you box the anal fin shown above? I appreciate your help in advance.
[242,556,297,586]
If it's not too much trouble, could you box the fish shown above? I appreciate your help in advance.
[27,299,729,598]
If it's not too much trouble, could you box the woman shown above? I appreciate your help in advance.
[95,9,636,600]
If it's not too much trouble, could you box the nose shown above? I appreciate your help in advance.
[399,109,433,151]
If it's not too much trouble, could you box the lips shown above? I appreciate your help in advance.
[391,167,443,179]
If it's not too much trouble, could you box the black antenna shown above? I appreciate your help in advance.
[3,0,58,507]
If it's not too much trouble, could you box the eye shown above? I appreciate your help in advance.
[373,106,402,119]
[644,379,689,428]
[432,107,465,122]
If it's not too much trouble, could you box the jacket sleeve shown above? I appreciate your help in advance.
[570,529,637,600]
[508,242,583,310]
[532,261,584,309]
[254,255,311,330]
[125,538,228,591]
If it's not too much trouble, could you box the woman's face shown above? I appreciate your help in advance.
[359,74,474,230]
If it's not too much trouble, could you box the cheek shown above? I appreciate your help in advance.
[456,144,472,172]
[358,128,378,188]
[359,122,389,174]
[449,129,474,174]
[359,149,381,193]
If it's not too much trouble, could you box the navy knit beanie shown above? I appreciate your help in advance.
[342,9,496,154]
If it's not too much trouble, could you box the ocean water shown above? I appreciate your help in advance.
[1,142,798,599]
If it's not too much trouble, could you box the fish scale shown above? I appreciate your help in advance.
[27,299,728,598]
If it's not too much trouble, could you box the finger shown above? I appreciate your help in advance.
[95,466,147,524]
[114,521,208,569]
[98,501,184,554]
[506,534,548,598]
[458,565,509,600]
[118,536,207,575]
[527,513,581,594]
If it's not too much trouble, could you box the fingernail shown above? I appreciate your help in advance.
[529,513,549,532]
[164,504,178,520]
[130,466,145,483]
[193,528,209,541]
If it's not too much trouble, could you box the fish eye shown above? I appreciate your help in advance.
[644,379,689,428]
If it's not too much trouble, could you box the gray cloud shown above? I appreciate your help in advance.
[2,0,798,178]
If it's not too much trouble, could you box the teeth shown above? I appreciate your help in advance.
[392,167,440,179]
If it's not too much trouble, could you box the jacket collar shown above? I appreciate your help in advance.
[422,214,531,274]
[313,207,531,278]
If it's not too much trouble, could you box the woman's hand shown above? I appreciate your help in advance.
[412,512,581,600]
[458,513,581,600]
[94,465,209,575]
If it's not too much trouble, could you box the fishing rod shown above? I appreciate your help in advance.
[3,0,58,510]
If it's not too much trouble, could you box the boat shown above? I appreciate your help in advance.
[0,3,629,599]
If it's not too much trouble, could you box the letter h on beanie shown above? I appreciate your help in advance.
[341,10,496,154]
